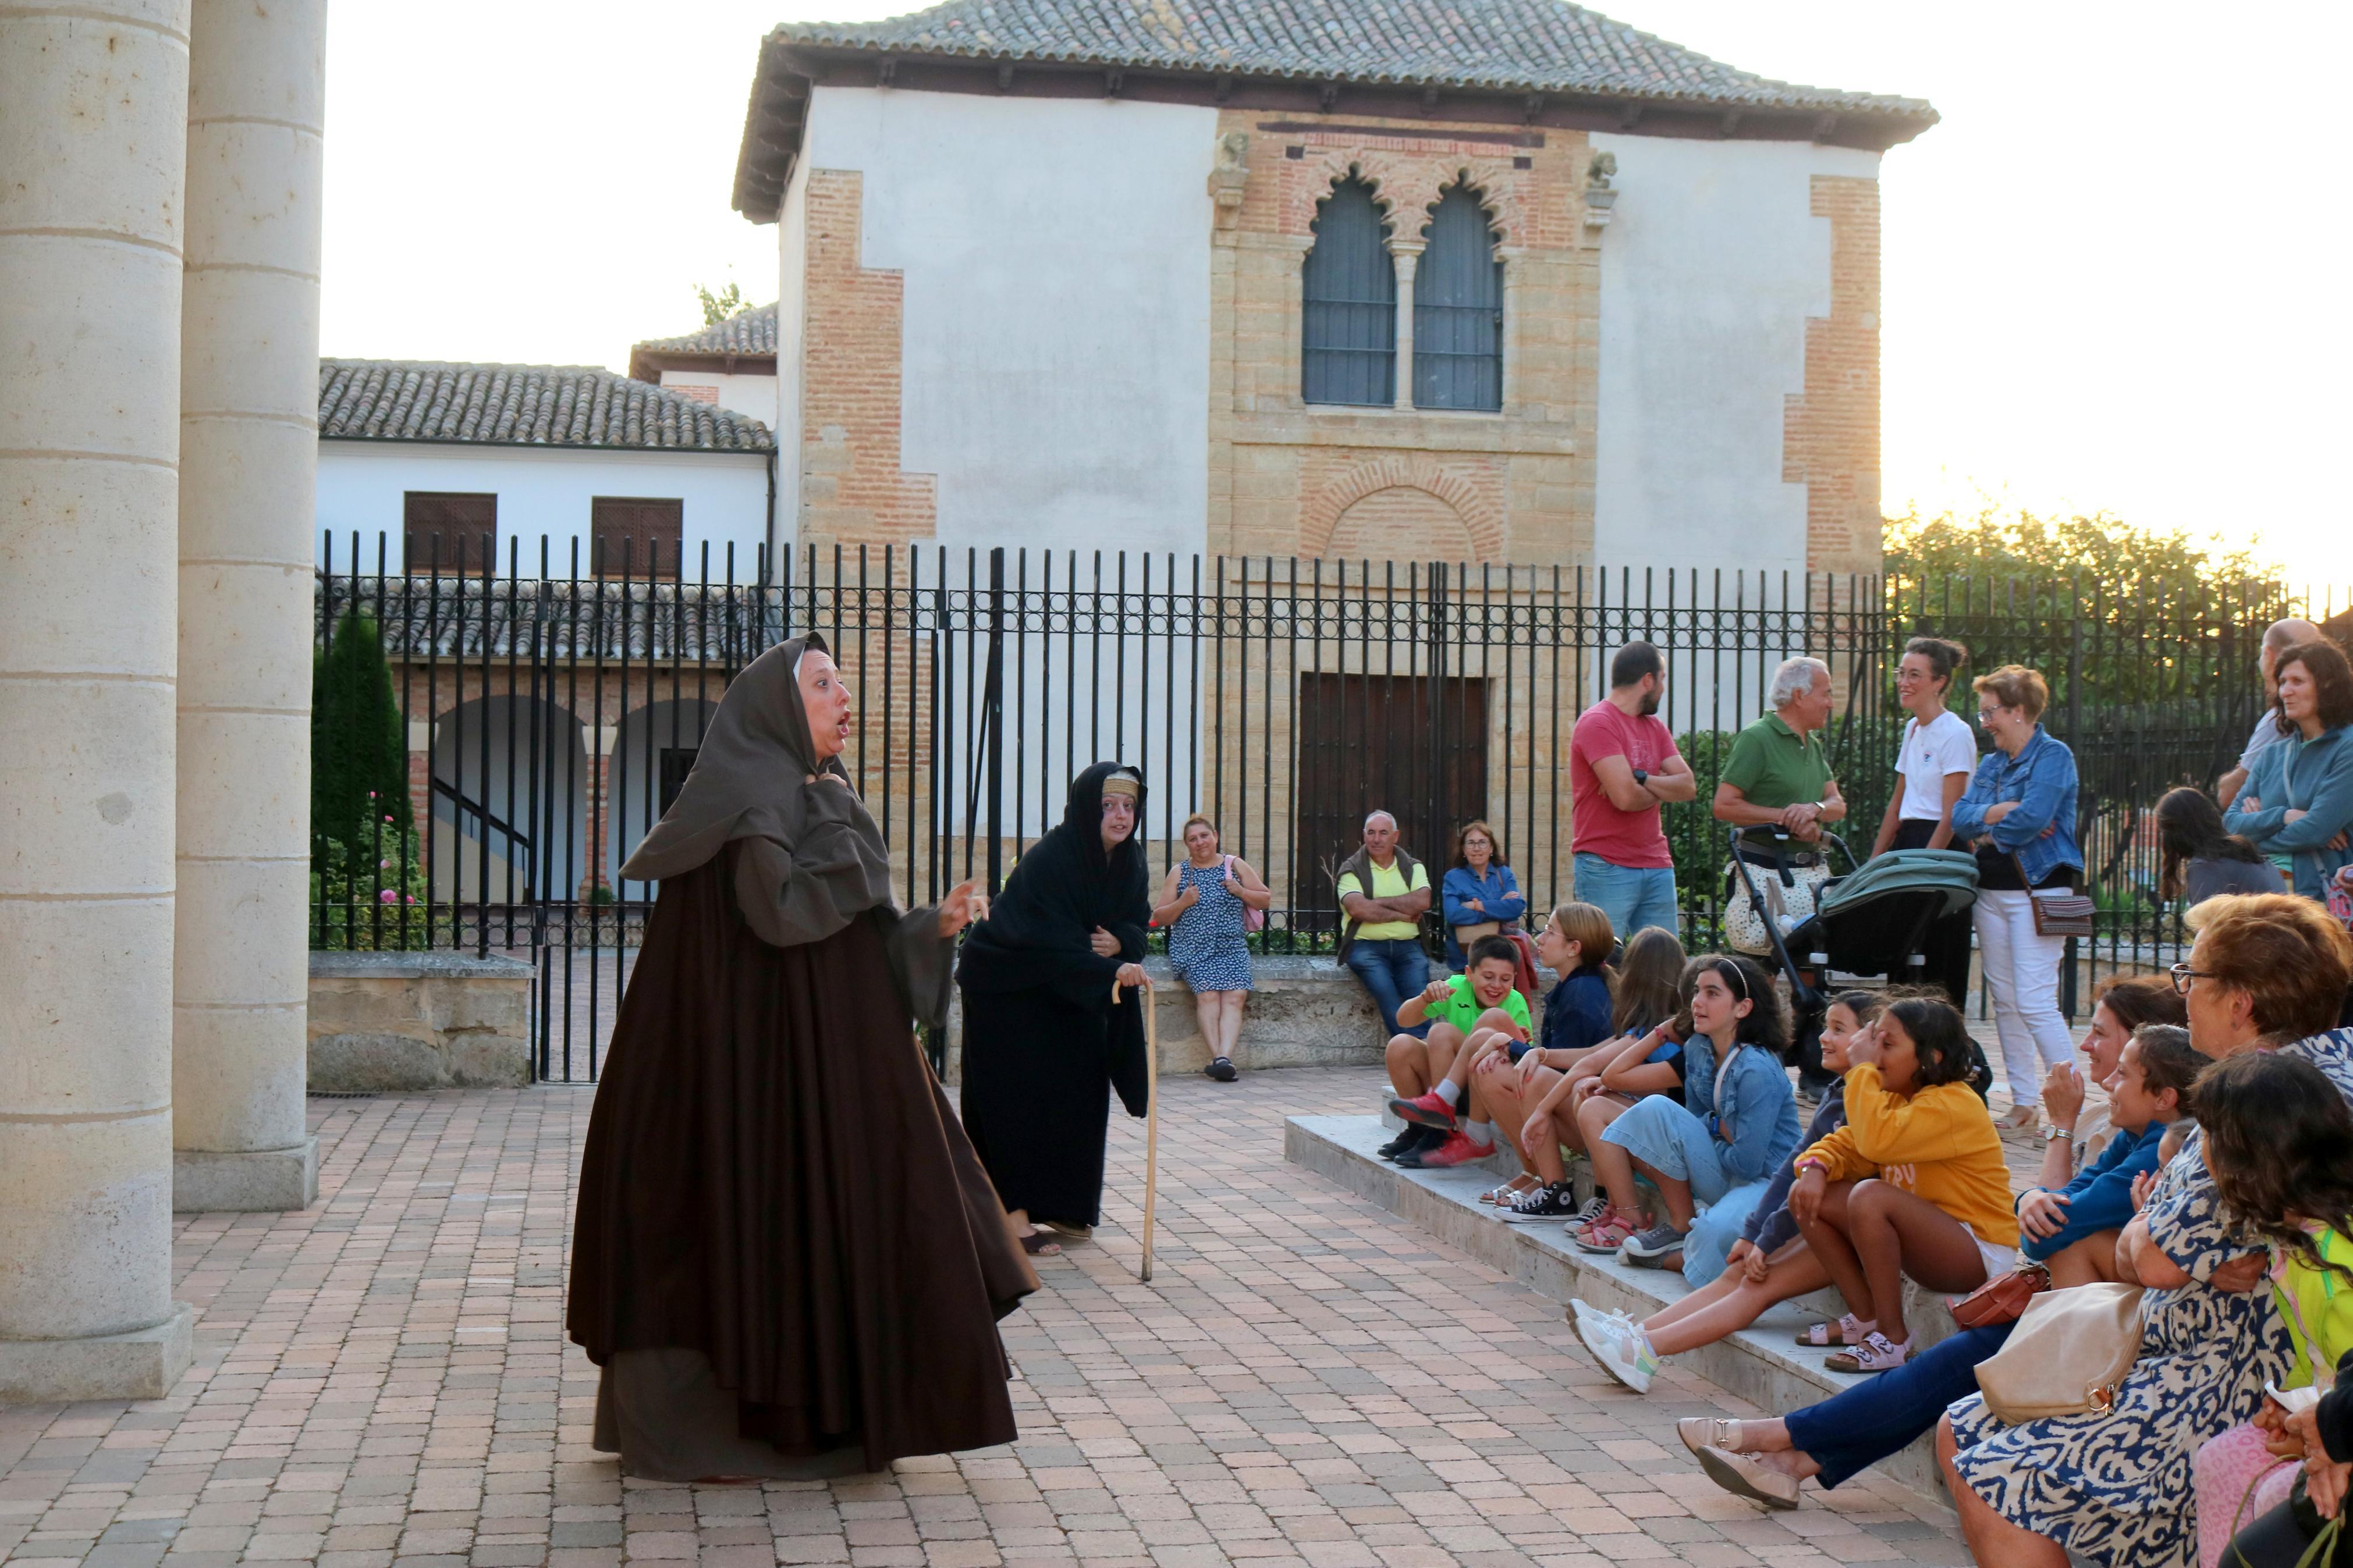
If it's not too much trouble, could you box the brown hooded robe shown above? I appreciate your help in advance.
[567,635,1035,1480]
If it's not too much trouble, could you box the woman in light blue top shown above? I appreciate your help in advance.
[2224,638,2353,903]
[1440,820,1526,971]
[1950,664,2082,1127]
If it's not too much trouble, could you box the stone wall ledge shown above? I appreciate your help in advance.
[308,950,534,1091]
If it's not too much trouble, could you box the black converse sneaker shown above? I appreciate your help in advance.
[1499,1181,1585,1224]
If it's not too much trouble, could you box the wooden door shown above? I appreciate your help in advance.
[1292,672,1487,933]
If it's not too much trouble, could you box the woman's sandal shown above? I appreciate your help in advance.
[1204,1056,1238,1082]
[1019,1231,1063,1257]
[1479,1175,1539,1206]
[1824,1331,1912,1374]
[1793,1313,1873,1347]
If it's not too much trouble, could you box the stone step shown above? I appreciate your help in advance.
[1284,1111,1961,1505]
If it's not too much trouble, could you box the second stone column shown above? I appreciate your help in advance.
[172,0,329,1211]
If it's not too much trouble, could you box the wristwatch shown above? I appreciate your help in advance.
[1632,768,1650,787]
[2046,1125,2074,1143]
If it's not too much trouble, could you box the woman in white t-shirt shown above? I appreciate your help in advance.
[1869,637,1979,1004]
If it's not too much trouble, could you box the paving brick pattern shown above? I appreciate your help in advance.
[1,1068,1967,1567]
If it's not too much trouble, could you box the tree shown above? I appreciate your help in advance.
[694,281,747,326]
[311,608,413,861]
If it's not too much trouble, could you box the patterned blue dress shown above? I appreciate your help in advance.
[1945,1026,2353,1566]
[1166,859,1254,993]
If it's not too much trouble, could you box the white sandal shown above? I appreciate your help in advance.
[1479,1175,1538,1206]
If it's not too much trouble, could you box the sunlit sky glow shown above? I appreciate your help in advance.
[322,0,2350,588]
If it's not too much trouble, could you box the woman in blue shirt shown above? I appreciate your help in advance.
[2224,639,2353,904]
[1441,820,1527,970]
[1950,664,2083,1130]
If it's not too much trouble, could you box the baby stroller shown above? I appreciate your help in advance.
[1726,827,1985,1094]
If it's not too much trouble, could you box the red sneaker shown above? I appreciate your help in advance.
[1399,1131,1495,1169]
[1387,1089,1458,1130]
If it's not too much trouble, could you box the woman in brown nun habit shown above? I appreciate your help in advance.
[567,633,1036,1482]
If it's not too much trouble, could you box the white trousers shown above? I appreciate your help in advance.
[1973,888,2075,1109]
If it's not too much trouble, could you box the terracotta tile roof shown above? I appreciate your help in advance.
[318,360,775,453]
[777,0,1929,116]
[631,303,778,360]
[735,0,1933,218]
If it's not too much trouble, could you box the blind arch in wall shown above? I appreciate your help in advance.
[1413,182,1503,412]
[1301,177,1396,407]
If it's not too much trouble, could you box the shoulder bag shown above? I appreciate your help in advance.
[2013,851,2096,939]
[1949,1262,2052,1329]
[1221,856,1266,933]
[1972,1281,2144,1423]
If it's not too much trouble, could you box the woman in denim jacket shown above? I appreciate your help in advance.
[2224,638,2353,903]
[1950,664,2083,1129]
[1440,820,1527,970]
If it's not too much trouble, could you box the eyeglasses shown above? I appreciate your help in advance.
[2168,963,2217,995]
[1975,708,2004,723]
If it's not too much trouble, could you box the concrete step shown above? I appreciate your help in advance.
[1284,1111,1960,1503]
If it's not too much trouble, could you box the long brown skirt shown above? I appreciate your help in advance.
[568,855,1035,1475]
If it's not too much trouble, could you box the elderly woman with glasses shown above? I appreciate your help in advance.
[1950,664,2083,1129]
[1937,894,2353,1568]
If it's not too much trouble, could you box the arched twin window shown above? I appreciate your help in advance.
[1414,182,1504,412]
[1300,177,1396,407]
[1302,175,1502,411]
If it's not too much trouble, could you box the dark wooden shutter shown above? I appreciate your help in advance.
[590,497,684,578]
[403,492,498,575]
[1301,178,1396,407]
[1412,184,1503,412]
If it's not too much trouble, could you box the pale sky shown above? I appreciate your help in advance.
[321,0,2351,587]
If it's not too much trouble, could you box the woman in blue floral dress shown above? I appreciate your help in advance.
[1937,893,2353,1567]
[1152,814,1270,1083]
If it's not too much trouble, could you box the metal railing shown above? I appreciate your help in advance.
[312,531,2341,1080]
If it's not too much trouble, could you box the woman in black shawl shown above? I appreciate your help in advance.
[957,763,1154,1252]
[567,634,1036,1482]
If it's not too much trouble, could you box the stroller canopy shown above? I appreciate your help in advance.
[1816,848,1980,920]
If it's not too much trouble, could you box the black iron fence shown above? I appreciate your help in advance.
[313,532,2342,1080]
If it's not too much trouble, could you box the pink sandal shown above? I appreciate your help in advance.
[1570,1205,1639,1254]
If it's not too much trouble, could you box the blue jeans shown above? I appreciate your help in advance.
[1573,853,1679,944]
[1680,1180,1767,1288]
[1346,937,1429,1039]
[1782,1322,2014,1488]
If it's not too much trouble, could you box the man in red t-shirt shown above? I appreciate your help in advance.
[1568,642,1695,941]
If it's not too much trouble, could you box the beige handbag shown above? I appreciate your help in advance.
[1973,1282,2145,1424]
[1453,920,1502,946]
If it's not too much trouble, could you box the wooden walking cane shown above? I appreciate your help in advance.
[1116,973,1160,1283]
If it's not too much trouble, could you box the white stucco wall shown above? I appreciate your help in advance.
[315,441,772,576]
[652,371,779,429]
[773,157,809,563]
[789,87,1216,556]
[1588,134,1881,579]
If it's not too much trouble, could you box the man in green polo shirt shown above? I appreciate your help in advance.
[1714,655,1846,850]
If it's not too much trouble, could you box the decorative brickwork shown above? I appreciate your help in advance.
[797,170,938,549]
[1208,111,1597,568]
[1784,175,1883,578]
[1301,451,1506,560]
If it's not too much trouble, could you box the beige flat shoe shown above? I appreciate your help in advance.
[1697,1445,1800,1510]
[1677,1417,1743,1456]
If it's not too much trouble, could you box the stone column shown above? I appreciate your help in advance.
[1390,241,1424,411]
[0,0,197,1401]
[172,0,328,1211]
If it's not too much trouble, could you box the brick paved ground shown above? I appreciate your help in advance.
[0,1067,1968,1567]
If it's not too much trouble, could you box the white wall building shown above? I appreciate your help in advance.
[314,359,776,575]
[731,0,1931,581]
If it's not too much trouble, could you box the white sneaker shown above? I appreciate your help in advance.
[1575,1312,1656,1395]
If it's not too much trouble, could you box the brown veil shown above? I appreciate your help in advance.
[618,633,894,946]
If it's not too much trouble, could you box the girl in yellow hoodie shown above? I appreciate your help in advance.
[1787,996,2018,1373]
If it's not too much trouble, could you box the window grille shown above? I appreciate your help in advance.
[1413,183,1503,412]
[1301,177,1396,407]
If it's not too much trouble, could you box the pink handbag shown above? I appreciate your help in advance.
[1224,856,1265,932]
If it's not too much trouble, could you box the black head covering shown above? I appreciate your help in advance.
[617,634,895,944]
